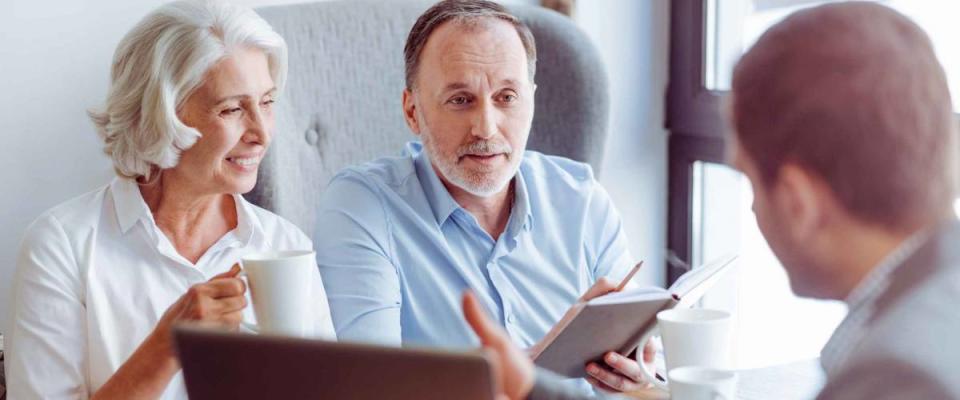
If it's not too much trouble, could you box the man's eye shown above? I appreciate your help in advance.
[261,99,275,107]
[502,94,517,102]
[448,96,469,105]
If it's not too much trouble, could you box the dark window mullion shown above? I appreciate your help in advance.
[666,0,729,285]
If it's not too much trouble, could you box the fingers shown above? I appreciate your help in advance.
[194,277,246,298]
[220,310,244,329]
[603,351,643,381]
[176,278,248,325]
[210,263,242,280]
[463,291,507,347]
[580,277,619,301]
[214,294,248,314]
[585,359,645,393]
[643,340,657,363]
[585,376,619,394]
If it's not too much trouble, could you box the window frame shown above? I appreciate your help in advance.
[666,0,729,284]
[665,0,960,285]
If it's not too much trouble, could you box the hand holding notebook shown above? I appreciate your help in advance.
[530,254,738,378]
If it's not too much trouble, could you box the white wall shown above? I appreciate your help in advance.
[0,0,668,334]
[578,1,670,287]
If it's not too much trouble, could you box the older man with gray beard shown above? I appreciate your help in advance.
[314,0,643,393]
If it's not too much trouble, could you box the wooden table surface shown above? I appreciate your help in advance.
[625,359,825,400]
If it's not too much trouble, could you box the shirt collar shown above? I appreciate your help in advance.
[820,227,931,374]
[843,228,931,312]
[413,142,461,226]
[109,176,259,247]
[232,193,259,247]
[411,141,533,232]
[111,177,152,234]
[511,166,534,233]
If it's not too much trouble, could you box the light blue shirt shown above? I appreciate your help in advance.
[315,142,634,349]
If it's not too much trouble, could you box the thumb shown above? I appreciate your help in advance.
[210,263,242,281]
[463,291,504,347]
[580,277,618,301]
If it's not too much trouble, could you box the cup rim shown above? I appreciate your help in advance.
[668,366,737,384]
[657,308,730,324]
[242,250,315,261]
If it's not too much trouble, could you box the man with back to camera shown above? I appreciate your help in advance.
[314,0,656,393]
[462,2,960,399]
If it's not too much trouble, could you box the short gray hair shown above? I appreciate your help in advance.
[89,0,287,180]
[403,0,537,90]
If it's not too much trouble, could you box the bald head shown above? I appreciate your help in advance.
[732,2,957,230]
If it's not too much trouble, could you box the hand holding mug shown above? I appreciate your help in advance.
[148,264,248,360]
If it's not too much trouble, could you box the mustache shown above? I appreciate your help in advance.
[456,140,513,158]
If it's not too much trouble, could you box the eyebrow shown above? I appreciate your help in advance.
[440,80,521,93]
[214,87,278,105]
[441,82,470,93]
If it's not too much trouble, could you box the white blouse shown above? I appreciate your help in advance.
[5,177,336,399]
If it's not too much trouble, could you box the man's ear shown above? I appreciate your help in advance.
[402,89,421,135]
[776,163,831,240]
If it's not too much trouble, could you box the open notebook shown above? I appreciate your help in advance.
[531,254,738,378]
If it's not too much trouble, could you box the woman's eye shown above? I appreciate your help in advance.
[220,107,242,116]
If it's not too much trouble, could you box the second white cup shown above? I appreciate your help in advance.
[669,366,737,400]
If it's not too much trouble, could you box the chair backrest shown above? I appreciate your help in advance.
[249,0,609,237]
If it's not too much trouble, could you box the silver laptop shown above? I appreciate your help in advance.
[174,326,496,400]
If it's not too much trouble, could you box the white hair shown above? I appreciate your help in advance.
[89,0,287,180]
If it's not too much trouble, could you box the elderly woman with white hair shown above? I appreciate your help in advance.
[5,1,335,398]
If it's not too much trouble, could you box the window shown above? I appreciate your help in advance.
[705,0,960,113]
[667,0,960,368]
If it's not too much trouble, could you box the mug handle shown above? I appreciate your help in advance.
[234,262,257,334]
[635,326,668,389]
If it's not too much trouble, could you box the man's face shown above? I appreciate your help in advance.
[403,19,535,197]
[732,141,830,298]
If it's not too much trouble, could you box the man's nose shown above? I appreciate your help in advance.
[470,101,498,139]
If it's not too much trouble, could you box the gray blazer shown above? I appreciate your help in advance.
[529,219,960,400]
[816,220,960,399]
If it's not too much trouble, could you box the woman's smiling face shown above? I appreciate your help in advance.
[172,46,277,195]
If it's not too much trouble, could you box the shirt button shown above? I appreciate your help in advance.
[507,314,516,324]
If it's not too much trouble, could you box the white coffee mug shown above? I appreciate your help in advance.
[240,250,315,337]
[636,308,732,389]
[669,366,737,400]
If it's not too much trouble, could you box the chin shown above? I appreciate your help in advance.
[226,178,258,195]
[786,269,833,300]
[461,174,513,197]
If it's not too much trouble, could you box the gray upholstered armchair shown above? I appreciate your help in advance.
[248,0,609,238]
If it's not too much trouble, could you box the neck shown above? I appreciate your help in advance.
[138,173,237,263]
[437,170,514,241]
[825,219,931,300]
